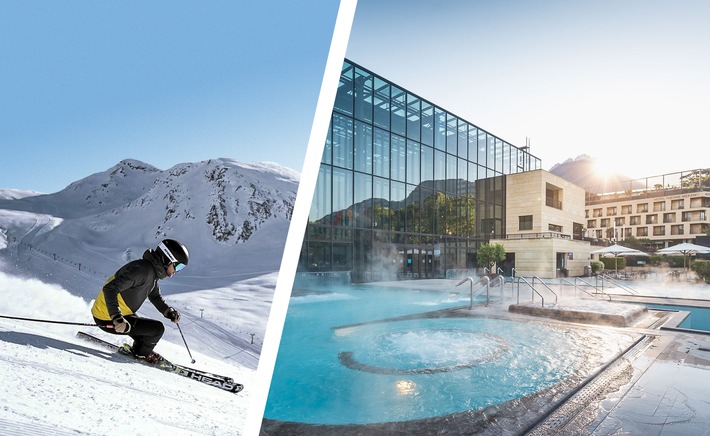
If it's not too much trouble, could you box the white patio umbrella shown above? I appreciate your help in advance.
[591,244,647,271]
[657,242,710,270]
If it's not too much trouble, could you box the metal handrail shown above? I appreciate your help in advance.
[597,274,638,295]
[573,277,612,300]
[514,276,546,307]
[532,276,558,305]
[562,278,612,301]
[456,276,490,309]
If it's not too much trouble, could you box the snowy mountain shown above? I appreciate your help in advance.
[0,158,300,434]
[0,158,299,296]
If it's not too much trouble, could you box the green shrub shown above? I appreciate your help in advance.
[691,260,710,283]
[590,260,604,274]
[601,257,626,270]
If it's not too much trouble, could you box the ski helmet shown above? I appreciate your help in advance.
[157,239,189,272]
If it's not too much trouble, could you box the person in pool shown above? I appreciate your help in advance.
[90,239,187,363]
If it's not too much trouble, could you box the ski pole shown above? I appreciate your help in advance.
[176,322,196,363]
[0,314,99,326]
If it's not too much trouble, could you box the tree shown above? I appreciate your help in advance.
[476,243,506,272]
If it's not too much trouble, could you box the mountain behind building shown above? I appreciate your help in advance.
[548,155,642,193]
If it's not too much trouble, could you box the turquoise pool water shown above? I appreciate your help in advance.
[264,283,622,426]
[647,303,710,331]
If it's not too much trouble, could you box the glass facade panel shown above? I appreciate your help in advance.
[373,127,390,178]
[322,117,332,165]
[446,115,458,155]
[406,94,420,141]
[421,145,434,182]
[406,139,421,186]
[457,121,468,160]
[354,172,372,229]
[434,149,446,187]
[332,113,353,169]
[477,130,487,167]
[391,134,406,182]
[354,68,373,123]
[391,86,406,136]
[373,77,390,130]
[332,167,353,227]
[421,101,434,147]
[446,153,457,194]
[353,120,372,174]
[468,125,478,164]
[310,166,331,223]
[302,59,542,280]
[334,63,353,115]
[373,176,390,231]
[434,108,446,151]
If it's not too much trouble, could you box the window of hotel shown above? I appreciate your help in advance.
[653,226,665,236]
[663,212,676,223]
[636,227,648,237]
[546,184,562,209]
[646,214,658,224]
[587,219,596,228]
[690,197,710,208]
[607,206,617,216]
[615,217,625,226]
[595,229,603,239]
[549,223,562,233]
[630,215,641,225]
[690,223,706,234]
[519,215,533,231]
[601,218,610,227]
[671,225,684,235]
[671,199,685,210]
[653,201,666,212]
[621,205,632,214]
[683,211,706,222]
[637,203,648,213]
[593,208,602,217]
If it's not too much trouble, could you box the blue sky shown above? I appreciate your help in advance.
[347,0,710,180]
[1,1,341,193]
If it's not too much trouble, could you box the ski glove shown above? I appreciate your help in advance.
[164,307,180,323]
[112,315,131,333]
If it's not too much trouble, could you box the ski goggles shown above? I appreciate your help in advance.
[158,242,186,272]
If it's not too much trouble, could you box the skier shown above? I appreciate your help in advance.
[91,239,188,363]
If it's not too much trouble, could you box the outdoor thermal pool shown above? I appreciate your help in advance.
[262,281,641,435]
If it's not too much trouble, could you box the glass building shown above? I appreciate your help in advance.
[300,59,542,282]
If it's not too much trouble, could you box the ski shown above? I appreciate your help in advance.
[77,331,243,394]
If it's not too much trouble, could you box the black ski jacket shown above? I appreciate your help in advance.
[91,249,171,321]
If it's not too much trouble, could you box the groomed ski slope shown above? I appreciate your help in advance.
[0,272,255,435]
